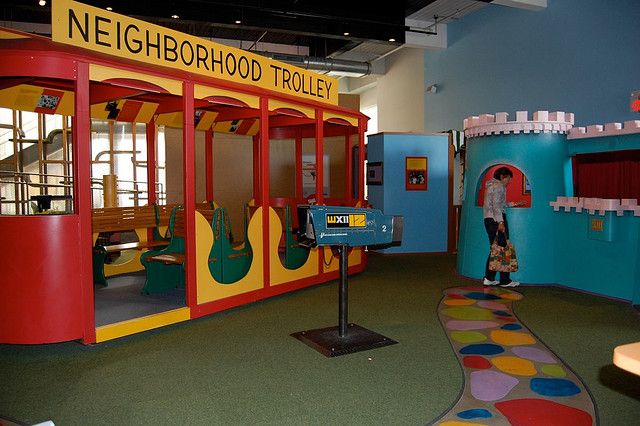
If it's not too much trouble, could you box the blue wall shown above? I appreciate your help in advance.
[424,0,640,132]
[367,133,449,253]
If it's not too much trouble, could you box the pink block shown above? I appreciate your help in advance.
[582,197,597,211]
[533,110,549,121]
[586,125,604,136]
[570,127,586,135]
[600,199,621,210]
[568,197,581,206]
[479,114,495,124]
[516,111,528,122]
[549,111,565,122]
[624,120,640,129]
[496,112,509,123]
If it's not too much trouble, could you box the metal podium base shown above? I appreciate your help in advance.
[291,323,398,357]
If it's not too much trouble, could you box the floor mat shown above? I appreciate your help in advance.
[433,285,597,426]
[94,273,185,326]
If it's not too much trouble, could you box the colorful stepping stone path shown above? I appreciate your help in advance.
[434,286,596,425]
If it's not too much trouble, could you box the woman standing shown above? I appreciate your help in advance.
[482,167,522,287]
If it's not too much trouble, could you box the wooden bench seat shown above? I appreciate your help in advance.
[92,204,177,285]
[103,240,169,253]
[145,253,186,265]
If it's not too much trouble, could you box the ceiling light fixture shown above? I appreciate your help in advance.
[343,32,350,36]
[389,38,396,42]
[38,0,46,6]
[171,14,179,19]
[106,7,113,11]
[235,20,242,24]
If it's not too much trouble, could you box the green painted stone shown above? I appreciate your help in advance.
[542,364,566,378]
[442,306,495,320]
[450,331,487,343]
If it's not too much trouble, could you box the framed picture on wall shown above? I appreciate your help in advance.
[366,162,383,185]
[406,156,428,191]
[523,176,531,194]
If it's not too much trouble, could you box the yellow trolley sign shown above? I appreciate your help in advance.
[52,0,338,105]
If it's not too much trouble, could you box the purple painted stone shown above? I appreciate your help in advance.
[470,370,520,401]
[477,300,509,310]
[446,320,500,330]
[512,346,557,363]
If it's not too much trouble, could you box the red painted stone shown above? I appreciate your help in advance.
[495,398,592,425]
[448,294,465,299]
[463,355,492,369]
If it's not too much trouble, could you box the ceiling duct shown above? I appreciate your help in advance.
[257,51,372,77]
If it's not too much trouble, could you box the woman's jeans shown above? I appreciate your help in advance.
[484,214,510,284]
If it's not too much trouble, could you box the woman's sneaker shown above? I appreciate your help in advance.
[483,278,499,286]
[500,281,520,287]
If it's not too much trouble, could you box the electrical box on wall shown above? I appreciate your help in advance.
[631,90,640,113]
[587,214,614,242]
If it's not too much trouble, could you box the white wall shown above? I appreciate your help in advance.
[376,47,425,133]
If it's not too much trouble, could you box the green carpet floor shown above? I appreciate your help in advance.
[2,254,640,425]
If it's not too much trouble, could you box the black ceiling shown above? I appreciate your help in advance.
[0,0,440,58]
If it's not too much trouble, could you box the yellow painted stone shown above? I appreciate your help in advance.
[542,364,567,377]
[490,329,536,346]
[491,356,537,376]
[450,331,487,344]
[444,298,476,306]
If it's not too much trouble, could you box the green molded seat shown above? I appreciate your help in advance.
[209,207,253,284]
[152,203,171,242]
[283,205,310,269]
[141,206,185,294]
[92,246,108,286]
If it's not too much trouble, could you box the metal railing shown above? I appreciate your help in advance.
[90,178,166,208]
[1,172,166,215]
[0,171,73,215]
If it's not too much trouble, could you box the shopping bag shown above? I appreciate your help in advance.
[489,234,518,272]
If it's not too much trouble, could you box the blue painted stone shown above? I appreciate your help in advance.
[530,378,581,397]
[464,292,501,300]
[493,310,512,317]
[460,343,505,355]
[501,323,522,330]
[457,408,492,419]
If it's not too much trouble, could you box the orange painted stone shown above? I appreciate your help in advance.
[491,356,537,376]
[490,329,536,346]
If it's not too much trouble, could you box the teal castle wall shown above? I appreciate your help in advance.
[457,111,640,303]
